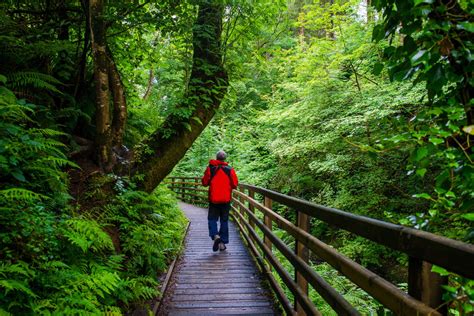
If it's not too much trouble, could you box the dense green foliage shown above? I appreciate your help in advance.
[0,84,187,314]
[0,0,189,313]
[1,0,472,314]
[0,87,188,315]
[172,0,473,313]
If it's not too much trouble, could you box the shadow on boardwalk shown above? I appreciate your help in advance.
[158,202,277,315]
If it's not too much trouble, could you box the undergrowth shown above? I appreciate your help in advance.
[0,82,187,315]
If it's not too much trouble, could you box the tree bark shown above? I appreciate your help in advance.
[89,0,113,171]
[134,0,228,192]
[107,47,127,148]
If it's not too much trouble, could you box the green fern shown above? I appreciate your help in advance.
[36,157,80,169]
[102,306,123,315]
[64,219,114,253]
[0,188,47,202]
[0,262,33,278]
[0,84,187,313]
[0,104,34,122]
[55,107,91,124]
[27,128,68,137]
[0,262,37,298]
[41,261,70,270]
[6,72,63,94]
[116,276,159,304]
[0,280,37,298]
[86,268,120,299]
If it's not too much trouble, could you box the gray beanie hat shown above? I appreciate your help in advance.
[216,150,227,161]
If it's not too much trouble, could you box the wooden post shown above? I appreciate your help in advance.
[248,190,256,229]
[295,211,310,315]
[169,177,175,193]
[236,191,244,226]
[264,196,273,269]
[239,192,245,218]
[408,257,447,315]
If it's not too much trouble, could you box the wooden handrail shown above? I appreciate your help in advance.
[232,206,322,316]
[239,184,474,279]
[232,191,439,315]
[166,185,207,193]
[232,199,360,315]
[167,181,202,186]
[167,178,474,315]
[232,210,296,316]
[169,176,201,179]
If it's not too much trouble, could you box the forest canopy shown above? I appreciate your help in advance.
[0,0,473,314]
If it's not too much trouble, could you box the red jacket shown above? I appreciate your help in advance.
[202,160,238,204]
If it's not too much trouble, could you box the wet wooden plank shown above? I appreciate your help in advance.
[171,293,271,302]
[172,300,273,309]
[173,288,267,295]
[158,202,276,315]
[174,282,264,289]
[169,307,275,316]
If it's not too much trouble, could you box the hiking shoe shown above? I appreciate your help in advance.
[212,235,221,252]
[219,242,227,251]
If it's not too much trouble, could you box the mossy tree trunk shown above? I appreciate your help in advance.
[107,47,127,149]
[134,0,228,192]
[89,0,129,171]
[89,0,113,171]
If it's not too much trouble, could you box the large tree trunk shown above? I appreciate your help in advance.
[89,0,113,171]
[135,1,228,192]
[107,47,127,148]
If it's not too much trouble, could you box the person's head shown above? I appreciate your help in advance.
[216,150,227,161]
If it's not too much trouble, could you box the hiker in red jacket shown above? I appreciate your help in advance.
[202,151,238,251]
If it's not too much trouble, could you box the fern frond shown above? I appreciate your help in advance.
[37,157,80,169]
[119,190,149,202]
[102,306,122,315]
[12,138,66,156]
[0,262,36,298]
[0,104,34,122]
[0,188,47,202]
[86,268,120,299]
[0,279,37,298]
[41,261,70,270]
[7,72,63,94]
[28,128,67,137]
[24,166,65,179]
[64,219,114,253]
[55,107,91,123]
[0,262,33,278]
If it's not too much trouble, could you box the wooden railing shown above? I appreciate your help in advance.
[168,176,474,316]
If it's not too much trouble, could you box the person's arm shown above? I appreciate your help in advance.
[230,168,238,189]
[202,166,211,186]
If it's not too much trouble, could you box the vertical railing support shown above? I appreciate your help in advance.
[295,210,310,315]
[236,190,245,227]
[264,196,273,270]
[248,190,256,229]
[408,257,447,315]
[181,183,185,202]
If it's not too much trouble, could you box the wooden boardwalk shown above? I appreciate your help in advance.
[159,202,276,315]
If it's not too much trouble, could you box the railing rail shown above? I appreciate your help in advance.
[167,176,474,316]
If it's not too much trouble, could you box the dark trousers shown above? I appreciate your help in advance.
[208,203,230,244]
